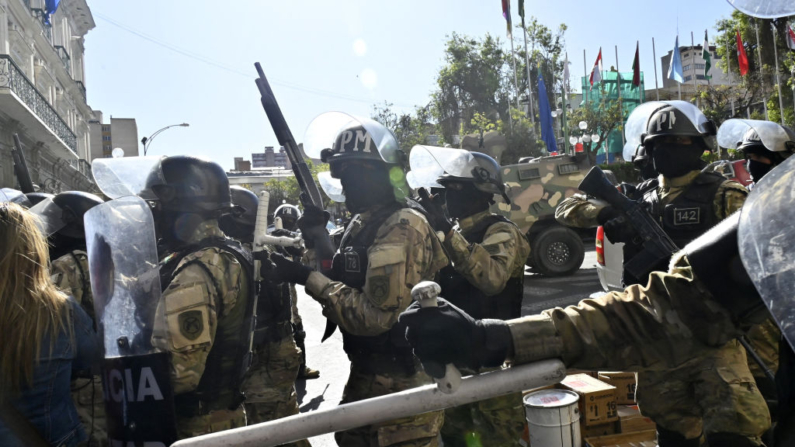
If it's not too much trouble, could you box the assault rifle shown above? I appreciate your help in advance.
[12,134,35,193]
[578,166,679,281]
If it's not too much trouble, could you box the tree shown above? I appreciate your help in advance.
[518,18,568,122]
[258,160,333,212]
[371,102,433,149]
[567,92,623,165]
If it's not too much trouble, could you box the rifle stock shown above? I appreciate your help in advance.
[579,167,680,280]
[12,134,35,193]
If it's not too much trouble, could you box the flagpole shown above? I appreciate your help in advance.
[521,26,535,124]
[615,45,625,155]
[691,31,698,106]
[509,33,521,115]
[754,19,769,120]
[726,39,736,117]
[771,23,785,126]
[652,38,660,100]
[583,49,588,105]
[562,53,570,155]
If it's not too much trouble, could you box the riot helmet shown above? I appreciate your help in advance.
[219,186,258,242]
[303,112,409,213]
[641,103,716,149]
[718,119,795,182]
[1,188,32,208]
[25,192,54,207]
[52,191,104,239]
[144,155,234,214]
[274,204,302,231]
[630,145,657,180]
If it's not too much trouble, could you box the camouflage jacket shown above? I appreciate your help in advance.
[50,250,95,322]
[444,210,530,296]
[555,170,748,228]
[151,221,247,395]
[305,207,449,337]
[508,252,747,371]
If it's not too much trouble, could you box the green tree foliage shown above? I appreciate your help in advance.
[520,18,568,122]
[371,102,433,150]
[567,89,623,165]
[257,160,333,212]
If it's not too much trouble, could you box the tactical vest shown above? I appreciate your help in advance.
[253,263,293,345]
[643,171,724,248]
[331,201,420,376]
[620,178,660,286]
[436,215,525,321]
[159,238,255,416]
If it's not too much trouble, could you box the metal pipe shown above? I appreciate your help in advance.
[754,20,769,119]
[770,23,785,126]
[584,49,588,105]
[173,359,567,447]
[522,25,535,124]
[652,38,660,101]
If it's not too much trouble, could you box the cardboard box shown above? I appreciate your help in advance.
[559,373,618,426]
[598,371,637,405]
[580,421,619,438]
[617,405,656,434]
[584,430,657,447]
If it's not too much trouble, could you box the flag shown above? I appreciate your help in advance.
[736,30,749,76]
[667,36,684,83]
[786,21,795,50]
[502,0,512,38]
[537,74,558,153]
[702,30,712,80]
[518,0,525,28]
[43,0,60,25]
[631,42,641,87]
[589,48,603,89]
[563,53,570,93]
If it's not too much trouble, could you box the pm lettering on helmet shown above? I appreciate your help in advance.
[336,129,373,153]
[654,110,677,132]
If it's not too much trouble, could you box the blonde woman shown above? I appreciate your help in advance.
[0,202,99,446]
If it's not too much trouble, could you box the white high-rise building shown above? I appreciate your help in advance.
[0,0,97,193]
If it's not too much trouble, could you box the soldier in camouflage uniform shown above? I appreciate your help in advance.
[554,103,768,447]
[219,188,310,446]
[43,191,106,446]
[274,203,320,380]
[409,148,530,446]
[269,115,448,446]
[145,156,256,439]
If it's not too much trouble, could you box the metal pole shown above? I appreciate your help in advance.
[771,23,785,126]
[522,26,535,124]
[727,40,736,116]
[691,32,698,104]
[509,33,521,112]
[584,49,589,105]
[755,19,769,119]
[615,45,625,154]
[652,37,660,101]
[563,53,570,155]
[172,360,567,447]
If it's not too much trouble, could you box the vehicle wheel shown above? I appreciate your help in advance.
[531,226,585,276]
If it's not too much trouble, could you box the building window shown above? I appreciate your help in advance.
[696,74,707,80]
[102,125,110,132]
[102,135,111,141]
[682,64,691,72]
[695,63,705,70]
[103,145,111,151]
[684,75,693,82]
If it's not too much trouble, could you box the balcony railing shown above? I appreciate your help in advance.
[22,0,31,9]
[54,46,71,76]
[76,80,86,101]
[0,55,78,155]
[31,8,52,43]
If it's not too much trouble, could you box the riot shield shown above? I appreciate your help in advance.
[717,119,795,152]
[738,154,795,354]
[84,196,177,446]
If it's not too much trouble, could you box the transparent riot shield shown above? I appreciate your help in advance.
[84,196,177,446]
[738,154,795,354]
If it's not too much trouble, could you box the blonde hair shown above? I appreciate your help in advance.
[0,202,72,399]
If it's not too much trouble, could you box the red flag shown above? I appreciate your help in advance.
[787,22,795,50]
[736,30,749,76]
[589,48,603,89]
[501,0,512,37]
[631,42,641,87]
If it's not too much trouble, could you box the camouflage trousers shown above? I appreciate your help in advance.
[441,391,526,447]
[72,376,107,447]
[745,318,781,402]
[241,334,309,447]
[635,340,771,445]
[335,362,444,447]
[177,407,247,439]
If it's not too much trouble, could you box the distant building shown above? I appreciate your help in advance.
[88,111,139,160]
[0,0,97,193]
[226,167,294,196]
[651,44,740,101]
[252,146,291,170]
[233,157,251,171]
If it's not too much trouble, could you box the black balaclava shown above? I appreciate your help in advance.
[339,162,398,214]
[743,146,779,182]
[444,183,493,220]
[651,143,706,179]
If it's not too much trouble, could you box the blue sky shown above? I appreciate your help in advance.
[84,0,737,170]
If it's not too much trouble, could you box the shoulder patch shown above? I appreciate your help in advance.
[368,275,390,306]
[178,310,204,341]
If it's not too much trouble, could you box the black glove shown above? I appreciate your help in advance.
[272,228,299,238]
[596,206,622,225]
[296,205,331,249]
[268,253,313,285]
[398,298,513,376]
[602,216,639,244]
[417,188,453,235]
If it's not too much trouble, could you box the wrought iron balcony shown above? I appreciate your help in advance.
[0,55,78,155]
[31,8,52,43]
[22,0,31,10]
[76,80,86,101]
[54,46,71,76]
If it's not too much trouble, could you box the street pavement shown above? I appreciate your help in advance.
[294,249,601,446]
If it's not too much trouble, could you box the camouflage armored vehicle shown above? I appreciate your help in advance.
[492,152,592,276]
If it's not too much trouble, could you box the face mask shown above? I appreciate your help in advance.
[747,159,773,182]
[444,184,492,219]
[652,144,703,179]
[341,166,396,214]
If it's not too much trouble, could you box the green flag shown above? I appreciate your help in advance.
[518,0,525,28]
[702,30,712,80]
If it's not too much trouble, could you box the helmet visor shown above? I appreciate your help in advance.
[0,188,31,208]
[317,171,346,202]
[28,197,68,236]
[718,119,795,152]
[303,112,401,163]
[407,145,478,189]
[92,156,164,200]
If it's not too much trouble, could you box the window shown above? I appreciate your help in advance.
[695,64,705,70]
[103,145,111,150]
[684,75,693,82]
[696,74,707,80]
[102,125,110,132]
[102,135,111,141]
[682,64,691,72]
